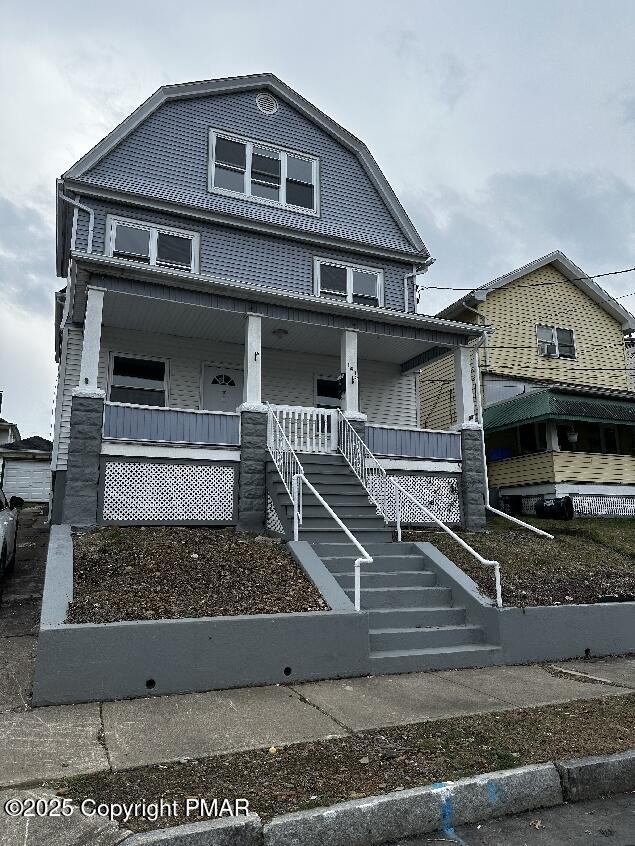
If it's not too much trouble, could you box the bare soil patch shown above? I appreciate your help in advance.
[66,527,327,623]
[57,694,634,831]
[405,517,635,607]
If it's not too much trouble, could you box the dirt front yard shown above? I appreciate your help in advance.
[66,527,328,623]
[405,517,635,607]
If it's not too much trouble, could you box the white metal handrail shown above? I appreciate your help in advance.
[266,404,304,517]
[337,410,506,607]
[393,482,503,608]
[337,410,394,524]
[292,473,372,612]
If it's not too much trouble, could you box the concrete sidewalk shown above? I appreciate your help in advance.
[0,655,633,788]
[0,509,633,789]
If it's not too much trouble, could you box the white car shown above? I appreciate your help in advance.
[0,488,23,582]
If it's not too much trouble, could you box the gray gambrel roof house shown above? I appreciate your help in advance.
[56,73,431,277]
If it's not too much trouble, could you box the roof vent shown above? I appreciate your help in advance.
[256,92,278,115]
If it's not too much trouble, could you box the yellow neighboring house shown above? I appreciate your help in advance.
[419,251,635,517]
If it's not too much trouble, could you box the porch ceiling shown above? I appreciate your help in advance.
[100,290,440,364]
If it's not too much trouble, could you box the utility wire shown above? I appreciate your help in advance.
[421,266,635,293]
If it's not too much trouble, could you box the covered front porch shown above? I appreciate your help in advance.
[57,275,485,528]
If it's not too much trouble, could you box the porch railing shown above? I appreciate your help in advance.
[266,403,371,611]
[337,410,504,607]
[269,405,337,453]
[103,402,240,445]
[365,424,462,460]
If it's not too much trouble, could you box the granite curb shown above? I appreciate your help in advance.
[114,751,634,844]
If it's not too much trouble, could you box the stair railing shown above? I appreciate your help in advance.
[292,473,372,612]
[336,410,504,608]
[267,403,305,527]
[337,410,395,526]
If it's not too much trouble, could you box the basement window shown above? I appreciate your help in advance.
[315,258,383,307]
[107,216,199,273]
[209,130,319,214]
[537,325,576,359]
[109,355,167,407]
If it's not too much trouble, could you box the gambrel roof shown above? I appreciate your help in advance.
[61,73,428,257]
[437,251,635,333]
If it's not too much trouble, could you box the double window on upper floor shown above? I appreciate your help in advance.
[107,217,200,273]
[536,324,576,359]
[209,130,319,214]
[314,258,383,308]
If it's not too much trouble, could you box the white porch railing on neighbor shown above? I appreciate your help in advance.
[266,403,371,611]
[269,405,338,453]
[337,410,505,607]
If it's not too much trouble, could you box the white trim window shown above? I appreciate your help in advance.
[314,258,384,307]
[536,325,576,359]
[209,130,319,215]
[106,216,200,273]
[108,354,168,407]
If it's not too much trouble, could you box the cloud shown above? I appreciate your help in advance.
[0,197,57,317]
[404,170,635,315]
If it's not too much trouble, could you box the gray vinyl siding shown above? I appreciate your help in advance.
[78,91,415,254]
[54,327,83,470]
[96,327,418,428]
[74,198,414,311]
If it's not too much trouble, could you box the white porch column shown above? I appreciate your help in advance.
[340,329,362,418]
[243,314,262,406]
[546,421,561,451]
[76,286,105,396]
[454,346,476,426]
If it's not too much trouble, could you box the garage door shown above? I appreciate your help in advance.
[2,460,51,502]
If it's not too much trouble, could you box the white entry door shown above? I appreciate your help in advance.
[202,366,243,413]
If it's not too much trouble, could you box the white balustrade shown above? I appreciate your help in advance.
[269,405,337,453]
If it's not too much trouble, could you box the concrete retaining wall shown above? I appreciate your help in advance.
[33,526,369,706]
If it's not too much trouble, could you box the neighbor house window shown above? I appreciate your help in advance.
[209,130,318,213]
[109,355,167,407]
[536,325,576,359]
[107,217,199,272]
[315,259,383,307]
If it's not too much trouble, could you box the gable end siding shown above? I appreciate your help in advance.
[78,92,416,254]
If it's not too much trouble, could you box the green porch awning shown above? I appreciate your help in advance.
[483,389,635,433]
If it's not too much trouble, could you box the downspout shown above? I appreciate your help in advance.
[58,191,95,255]
[404,256,435,314]
[460,301,490,368]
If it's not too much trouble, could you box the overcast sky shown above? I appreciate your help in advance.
[1,0,634,436]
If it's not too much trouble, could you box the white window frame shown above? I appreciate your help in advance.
[107,351,170,408]
[106,215,200,273]
[208,129,320,216]
[536,324,577,359]
[314,257,384,308]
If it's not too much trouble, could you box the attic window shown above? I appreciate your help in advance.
[209,130,319,214]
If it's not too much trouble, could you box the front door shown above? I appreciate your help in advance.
[202,366,243,413]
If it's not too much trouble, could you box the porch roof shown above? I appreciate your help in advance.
[71,255,484,368]
[484,388,635,432]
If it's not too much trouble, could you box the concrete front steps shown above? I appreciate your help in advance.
[315,539,502,673]
[267,452,501,673]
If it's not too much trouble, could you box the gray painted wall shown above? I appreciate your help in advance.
[366,426,461,459]
[74,198,415,312]
[103,403,240,445]
[78,90,415,254]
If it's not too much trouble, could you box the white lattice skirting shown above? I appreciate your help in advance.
[369,475,461,524]
[102,461,236,523]
[266,495,285,535]
[519,494,635,518]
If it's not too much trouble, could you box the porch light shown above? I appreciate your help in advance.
[272,328,288,338]
[566,426,578,444]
